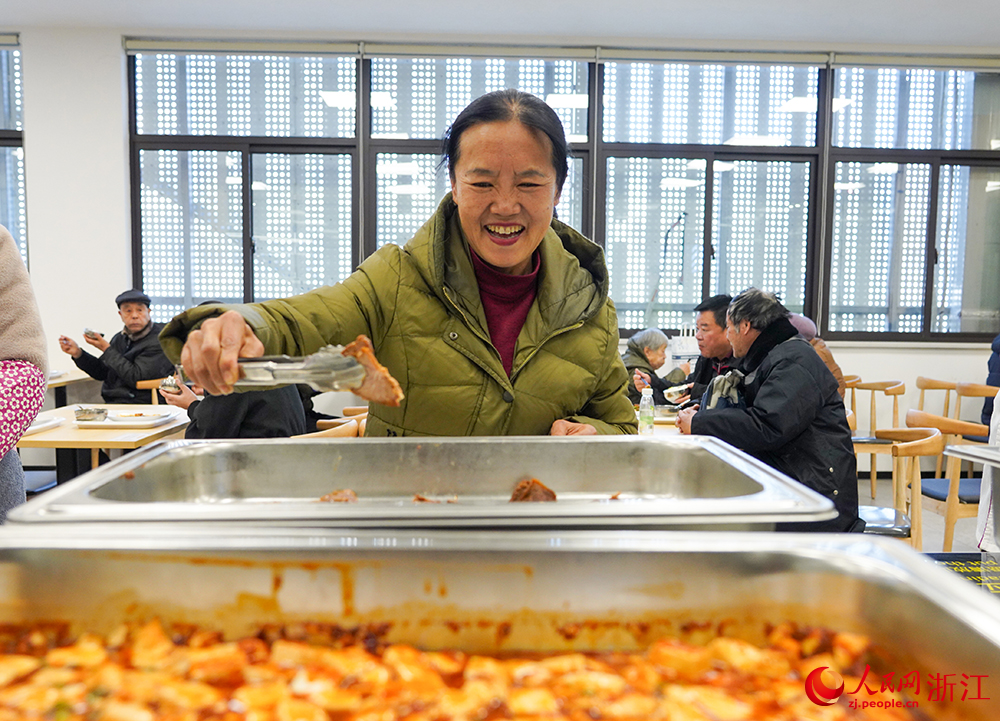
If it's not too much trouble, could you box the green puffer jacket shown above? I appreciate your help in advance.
[161,195,637,437]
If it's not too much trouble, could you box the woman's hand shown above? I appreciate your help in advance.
[633,369,651,391]
[550,419,598,436]
[677,405,699,435]
[58,335,82,359]
[83,333,110,353]
[159,379,200,410]
[180,310,264,395]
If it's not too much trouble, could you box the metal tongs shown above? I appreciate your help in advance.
[176,345,366,393]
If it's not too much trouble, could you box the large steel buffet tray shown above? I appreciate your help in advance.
[946,444,1000,469]
[7,436,835,529]
[0,527,996,718]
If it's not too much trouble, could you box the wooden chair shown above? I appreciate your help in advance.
[316,412,366,431]
[906,409,986,552]
[954,383,998,427]
[342,406,368,416]
[853,406,914,539]
[873,426,945,551]
[136,378,168,405]
[916,377,958,477]
[292,418,359,439]
[954,382,994,477]
[843,375,862,417]
[851,380,906,499]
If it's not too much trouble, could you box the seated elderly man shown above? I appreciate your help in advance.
[622,328,687,405]
[58,289,175,404]
[677,288,863,533]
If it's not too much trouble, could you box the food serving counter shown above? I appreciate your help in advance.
[0,527,996,718]
[6,435,835,530]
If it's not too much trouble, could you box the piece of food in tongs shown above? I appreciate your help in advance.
[341,335,405,407]
[235,334,404,407]
[509,477,557,502]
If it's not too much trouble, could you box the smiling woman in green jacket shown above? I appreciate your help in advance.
[160,90,637,437]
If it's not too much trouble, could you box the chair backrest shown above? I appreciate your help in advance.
[845,408,857,432]
[843,375,861,416]
[136,378,167,405]
[854,380,905,434]
[316,412,367,431]
[955,382,1000,419]
[905,408,988,438]
[874,427,944,458]
[915,377,957,418]
[292,418,359,438]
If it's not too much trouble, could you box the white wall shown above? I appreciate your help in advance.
[21,27,132,372]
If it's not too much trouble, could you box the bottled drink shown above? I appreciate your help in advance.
[638,387,655,435]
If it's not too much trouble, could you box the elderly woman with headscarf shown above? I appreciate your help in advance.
[622,328,687,406]
[788,313,845,399]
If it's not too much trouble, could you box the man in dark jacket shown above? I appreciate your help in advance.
[983,332,1000,426]
[686,294,737,402]
[159,381,307,438]
[677,288,863,533]
[58,289,175,404]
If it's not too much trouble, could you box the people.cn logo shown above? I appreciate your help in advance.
[805,666,846,706]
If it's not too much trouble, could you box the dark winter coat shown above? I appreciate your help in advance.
[73,322,175,404]
[983,333,1000,426]
[686,354,739,401]
[690,316,863,533]
[184,385,307,439]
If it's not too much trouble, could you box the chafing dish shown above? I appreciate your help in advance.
[946,444,1000,469]
[8,436,835,529]
[0,527,995,718]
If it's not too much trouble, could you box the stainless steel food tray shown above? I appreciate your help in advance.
[946,443,1000,469]
[7,436,835,529]
[0,527,995,718]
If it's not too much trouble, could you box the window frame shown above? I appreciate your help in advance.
[822,149,1000,343]
[127,57,363,306]
[0,41,26,264]
[126,47,1000,343]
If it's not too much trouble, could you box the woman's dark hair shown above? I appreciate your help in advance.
[441,89,570,193]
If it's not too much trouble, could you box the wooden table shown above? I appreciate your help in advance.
[46,368,96,407]
[18,405,189,471]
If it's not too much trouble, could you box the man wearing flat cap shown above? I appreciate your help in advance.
[58,289,175,404]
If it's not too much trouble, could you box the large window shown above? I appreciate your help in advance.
[826,66,1000,335]
[600,62,818,330]
[129,45,1000,340]
[0,42,25,263]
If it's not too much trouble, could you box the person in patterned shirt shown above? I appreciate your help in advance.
[0,224,48,521]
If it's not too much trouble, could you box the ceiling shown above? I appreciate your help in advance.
[5,0,1000,54]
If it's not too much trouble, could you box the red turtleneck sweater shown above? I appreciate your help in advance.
[469,250,540,377]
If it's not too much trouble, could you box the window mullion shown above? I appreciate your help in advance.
[922,160,941,334]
